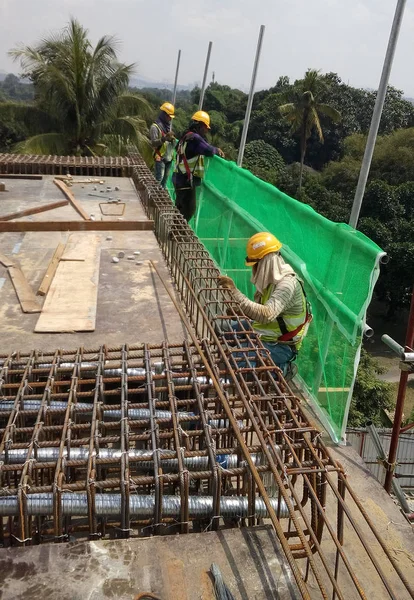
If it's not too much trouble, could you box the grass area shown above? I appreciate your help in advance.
[389,380,414,424]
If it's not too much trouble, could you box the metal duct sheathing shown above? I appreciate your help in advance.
[0,447,265,471]
[0,493,289,519]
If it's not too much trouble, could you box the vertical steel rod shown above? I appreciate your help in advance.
[198,42,213,111]
[349,0,406,229]
[237,25,265,167]
[384,285,414,493]
[172,49,181,106]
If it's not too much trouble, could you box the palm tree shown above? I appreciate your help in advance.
[0,19,151,156]
[279,69,341,191]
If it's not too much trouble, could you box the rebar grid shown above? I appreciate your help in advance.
[127,149,413,600]
[0,153,132,177]
[0,151,412,599]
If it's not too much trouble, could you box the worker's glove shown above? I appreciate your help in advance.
[218,275,236,290]
[217,148,225,158]
[165,132,175,142]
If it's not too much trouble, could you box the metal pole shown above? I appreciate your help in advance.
[384,285,414,493]
[198,41,212,111]
[366,423,411,514]
[172,49,181,106]
[237,25,265,167]
[349,0,406,228]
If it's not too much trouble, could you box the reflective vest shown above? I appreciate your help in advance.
[152,122,168,159]
[174,133,205,182]
[252,280,312,349]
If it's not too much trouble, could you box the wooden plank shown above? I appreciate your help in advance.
[0,253,15,267]
[0,200,68,221]
[53,178,90,221]
[0,174,43,180]
[37,243,65,296]
[35,236,101,332]
[8,266,41,313]
[0,220,153,232]
[60,233,97,261]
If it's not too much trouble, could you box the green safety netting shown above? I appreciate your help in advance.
[168,157,384,442]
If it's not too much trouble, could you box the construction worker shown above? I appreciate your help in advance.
[218,232,312,374]
[173,110,224,222]
[150,102,176,188]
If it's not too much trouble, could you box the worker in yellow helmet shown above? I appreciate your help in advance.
[173,110,224,222]
[218,232,312,375]
[149,102,176,188]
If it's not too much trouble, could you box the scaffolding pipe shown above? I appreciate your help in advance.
[198,41,213,111]
[366,422,411,514]
[237,25,265,167]
[0,493,289,519]
[384,285,414,493]
[349,0,407,228]
[172,49,181,106]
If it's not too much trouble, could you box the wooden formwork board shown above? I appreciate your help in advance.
[0,220,153,232]
[35,235,101,332]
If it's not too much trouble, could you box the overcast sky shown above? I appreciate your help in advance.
[1,0,414,95]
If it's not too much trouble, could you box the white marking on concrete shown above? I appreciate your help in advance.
[0,277,6,289]
[12,242,22,254]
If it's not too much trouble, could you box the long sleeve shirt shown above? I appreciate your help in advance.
[232,274,303,324]
[173,132,219,187]
[149,119,175,162]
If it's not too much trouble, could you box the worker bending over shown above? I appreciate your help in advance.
[173,110,224,222]
[150,102,176,188]
[218,232,312,374]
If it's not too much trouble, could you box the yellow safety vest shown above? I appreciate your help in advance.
[153,123,167,158]
[174,134,205,180]
[252,281,310,349]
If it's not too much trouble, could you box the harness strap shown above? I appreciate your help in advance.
[276,280,313,342]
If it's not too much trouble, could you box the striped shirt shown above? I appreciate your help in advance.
[232,274,303,324]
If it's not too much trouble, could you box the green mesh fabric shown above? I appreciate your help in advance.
[169,157,384,442]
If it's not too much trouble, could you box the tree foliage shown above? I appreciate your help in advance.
[279,69,341,190]
[348,349,393,427]
[0,19,150,156]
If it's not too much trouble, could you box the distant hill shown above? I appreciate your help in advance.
[130,75,195,91]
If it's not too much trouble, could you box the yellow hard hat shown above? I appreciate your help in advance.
[191,110,211,129]
[245,232,282,266]
[160,102,175,118]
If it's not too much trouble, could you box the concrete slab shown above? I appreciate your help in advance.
[0,177,186,352]
[0,526,301,600]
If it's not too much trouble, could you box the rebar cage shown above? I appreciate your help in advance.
[0,150,412,600]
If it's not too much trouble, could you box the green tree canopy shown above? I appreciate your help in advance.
[279,69,341,190]
[0,19,150,156]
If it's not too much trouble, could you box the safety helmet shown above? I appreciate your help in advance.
[191,110,211,129]
[160,102,175,118]
[245,232,282,266]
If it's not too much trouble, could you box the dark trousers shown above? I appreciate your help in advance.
[174,186,196,222]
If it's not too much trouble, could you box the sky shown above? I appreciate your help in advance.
[1,0,414,95]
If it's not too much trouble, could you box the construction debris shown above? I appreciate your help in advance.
[118,251,125,258]
[112,256,120,263]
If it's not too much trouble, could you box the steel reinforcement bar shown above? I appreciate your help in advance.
[127,147,413,600]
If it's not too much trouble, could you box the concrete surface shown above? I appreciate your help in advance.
[0,176,186,352]
[0,526,301,600]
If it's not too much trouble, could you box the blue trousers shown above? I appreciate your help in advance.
[154,160,172,188]
[231,320,295,374]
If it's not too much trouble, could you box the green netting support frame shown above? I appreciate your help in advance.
[168,157,384,443]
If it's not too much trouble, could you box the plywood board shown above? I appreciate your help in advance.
[8,266,41,313]
[53,178,90,221]
[0,220,153,232]
[35,235,101,332]
[37,243,66,296]
[60,233,95,261]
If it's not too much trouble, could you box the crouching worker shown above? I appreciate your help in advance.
[218,232,312,375]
